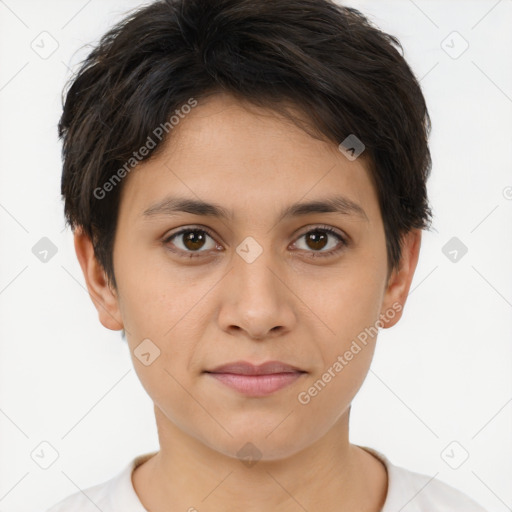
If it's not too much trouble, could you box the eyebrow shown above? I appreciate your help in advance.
[143,195,368,222]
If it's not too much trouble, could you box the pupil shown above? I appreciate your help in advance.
[307,231,327,250]
[184,230,205,251]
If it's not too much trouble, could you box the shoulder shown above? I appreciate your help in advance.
[386,462,488,511]
[45,453,155,512]
[46,477,118,512]
[361,447,488,512]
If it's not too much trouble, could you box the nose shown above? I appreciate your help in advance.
[217,242,297,341]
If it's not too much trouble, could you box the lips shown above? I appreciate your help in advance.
[204,360,306,397]
[205,360,305,376]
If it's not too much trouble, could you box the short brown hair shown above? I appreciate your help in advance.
[59,0,432,287]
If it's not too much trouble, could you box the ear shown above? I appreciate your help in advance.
[379,229,422,329]
[74,228,124,331]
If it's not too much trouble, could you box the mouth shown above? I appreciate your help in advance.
[204,360,307,397]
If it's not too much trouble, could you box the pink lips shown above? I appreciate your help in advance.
[205,361,306,397]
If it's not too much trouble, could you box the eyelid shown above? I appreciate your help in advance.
[290,224,348,258]
[294,224,348,243]
[162,225,222,258]
[163,224,218,244]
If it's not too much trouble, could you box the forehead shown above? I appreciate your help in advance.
[118,93,381,225]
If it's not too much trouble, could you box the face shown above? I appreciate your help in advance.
[76,93,420,461]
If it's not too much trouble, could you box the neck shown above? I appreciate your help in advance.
[132,406,387,512]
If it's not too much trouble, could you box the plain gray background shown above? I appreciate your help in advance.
[0,1,511,511]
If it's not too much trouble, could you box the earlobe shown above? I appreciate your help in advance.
[380,229,422,329]
[73,228,124,331]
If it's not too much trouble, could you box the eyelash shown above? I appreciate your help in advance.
[162,225,348,260]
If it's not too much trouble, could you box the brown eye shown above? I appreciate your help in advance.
[304,230,329,251]
[164,228,217,256]
[181,230,208,251]
[293,226,347,257]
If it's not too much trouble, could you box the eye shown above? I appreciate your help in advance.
[163,227,220,258]
[292,226,348,258]
[163,225,348,259]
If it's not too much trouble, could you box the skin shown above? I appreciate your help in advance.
[75,92,421,512]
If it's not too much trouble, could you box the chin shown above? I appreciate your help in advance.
[199,421,316,463]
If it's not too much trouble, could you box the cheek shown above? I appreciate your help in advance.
[296,277,381,413]
[298,266,384,342]
[116,265,209,386]
[129,355,207,444]
[287,270,382,392]
[296,341,376,429]
[114,247,190,334]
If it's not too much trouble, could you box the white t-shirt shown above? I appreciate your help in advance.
[46,447,487,511]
